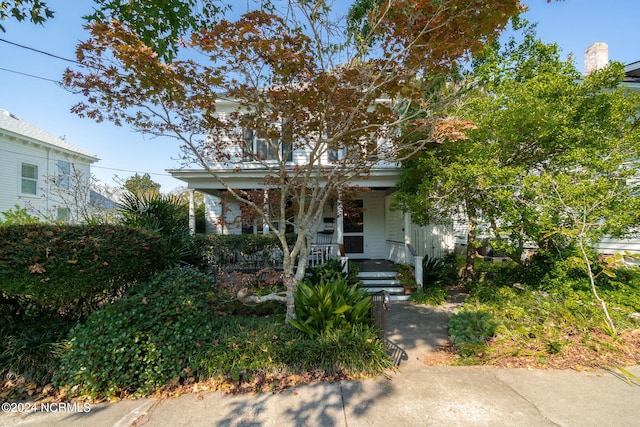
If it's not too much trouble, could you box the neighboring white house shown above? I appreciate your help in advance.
[0,109,99,222]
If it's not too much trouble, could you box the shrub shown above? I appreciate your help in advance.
[0,205,40,225]
[289,277,371,336]
[0,224,165,317]
[55,267,390,399]
[305,258,360,286]
[117,192,191,265]
[411,254,458,305]
[448,310,498,357]
[187,233,297,274]
[409,285,448,305]
[55,267,216,399]
[422,253,457,286]
[396,263,417,290]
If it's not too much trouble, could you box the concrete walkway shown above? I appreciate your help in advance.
[2,297,639,427]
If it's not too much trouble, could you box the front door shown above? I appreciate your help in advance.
[343,199,364,255]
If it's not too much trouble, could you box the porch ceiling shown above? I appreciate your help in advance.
[167,167,402,193]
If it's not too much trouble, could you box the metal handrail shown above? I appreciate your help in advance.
[370,290,391,342]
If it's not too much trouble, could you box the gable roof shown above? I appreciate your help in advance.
[0,109,99,162]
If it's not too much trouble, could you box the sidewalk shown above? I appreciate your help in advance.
[2,300,639,427]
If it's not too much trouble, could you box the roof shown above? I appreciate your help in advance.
[625,61,640,82]
[0,109,99,162]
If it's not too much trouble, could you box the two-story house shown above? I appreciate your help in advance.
[0,109,99,222]
[168,98,454,293]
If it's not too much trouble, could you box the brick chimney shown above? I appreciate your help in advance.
[584,42,608,75]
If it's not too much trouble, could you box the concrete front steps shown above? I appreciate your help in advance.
[358,271,410,301]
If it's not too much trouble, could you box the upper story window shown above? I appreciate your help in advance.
[242,126,293,163]
[57,160,71,189]
[21,162,38,195]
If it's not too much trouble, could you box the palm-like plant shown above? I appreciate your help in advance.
[117,192,190,265]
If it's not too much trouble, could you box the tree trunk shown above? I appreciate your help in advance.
[283,274,298,322]
[578,241,616,335]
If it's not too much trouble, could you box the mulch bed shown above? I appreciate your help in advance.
[422,329,640,370]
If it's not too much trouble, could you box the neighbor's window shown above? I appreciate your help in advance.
[57,160,71,189]
[21,162,38,195]
[57,207,70,223]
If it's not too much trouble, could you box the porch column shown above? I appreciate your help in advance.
[404,211,412,262]
[262,190,270,234]
[336,193,344,246]
[188,189,196,235]
[336,191,348,271]
[414,256,424,287]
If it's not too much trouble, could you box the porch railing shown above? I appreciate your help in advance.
[308,243,340,267]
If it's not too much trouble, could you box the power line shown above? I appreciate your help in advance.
[0,147,177,179]
[92,164,175,177]
[0,37,79,64]
[0,66,60,83]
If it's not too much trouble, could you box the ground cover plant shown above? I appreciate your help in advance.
[50,265,391,401]
[0,223,167,398]
[447,258,640,368]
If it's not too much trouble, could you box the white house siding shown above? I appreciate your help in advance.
[204,194,223,234]
[204,194,244,234]
[385,194,403,242]
[383,193,454,263]
[0,138,49,214]
[0,139,92,219]
[597,237,640,255]
[0,110,97,221]
[384,194,406,263]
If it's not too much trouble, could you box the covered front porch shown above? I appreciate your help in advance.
[169,166,454,290]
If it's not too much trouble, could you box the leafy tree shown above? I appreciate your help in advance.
[1,0,223,61]
[62,0,520,322]
[122,173,161,196]
[0,0,54,32]
[397,20,640,332]
[84,0,227,61]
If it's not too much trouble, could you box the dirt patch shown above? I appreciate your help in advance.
[429,329,640,370]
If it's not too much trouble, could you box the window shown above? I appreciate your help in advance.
[21,162,38,195]
[328,149,339,163]
[242,127,293,162]
[57,160,71,189]
[57,207,70,223]
[254,137,277,161]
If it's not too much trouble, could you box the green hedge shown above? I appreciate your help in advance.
[188,233,298,272]
[0,224,165,316]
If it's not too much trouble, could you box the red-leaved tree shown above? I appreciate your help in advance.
[63,0,521,321]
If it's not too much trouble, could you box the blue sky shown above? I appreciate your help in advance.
[0,0,637,192]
